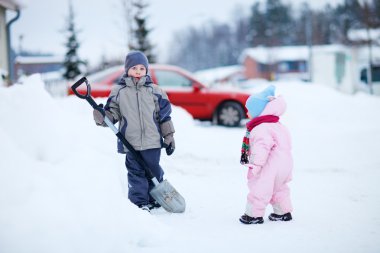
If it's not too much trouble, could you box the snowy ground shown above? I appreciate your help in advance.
[0,75,379,253]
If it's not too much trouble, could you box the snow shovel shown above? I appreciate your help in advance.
[71,77,186,213]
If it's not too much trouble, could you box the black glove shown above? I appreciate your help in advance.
[160,120,175,156]
[163,134,175,156]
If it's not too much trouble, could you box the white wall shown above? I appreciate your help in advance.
[312,52,336,87]
[312,46,363,94]
[340,49,359,94]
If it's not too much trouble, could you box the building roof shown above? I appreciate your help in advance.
[15,56,64,64]
[240,45,347,64]
[348,28,380,42]
[0,0,25,10]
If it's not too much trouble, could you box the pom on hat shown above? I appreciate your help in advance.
[124,51,149,76]
[245,85,276,118]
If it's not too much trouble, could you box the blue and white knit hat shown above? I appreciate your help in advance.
[245,85,276,118]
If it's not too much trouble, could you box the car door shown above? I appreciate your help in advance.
[152,68,213,119]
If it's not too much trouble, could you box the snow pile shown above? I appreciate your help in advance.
[0,74,169,252]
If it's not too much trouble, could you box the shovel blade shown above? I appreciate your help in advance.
[150,180,186,213]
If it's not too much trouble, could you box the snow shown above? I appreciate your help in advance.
[241,45,351,63]
[194,65,243,85]
[348,28,380,43]
[15,56,64,65]
[1,74,380,253]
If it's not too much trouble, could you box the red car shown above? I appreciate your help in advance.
[69,64,251,127]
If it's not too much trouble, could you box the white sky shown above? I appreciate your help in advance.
[8,0,343,67]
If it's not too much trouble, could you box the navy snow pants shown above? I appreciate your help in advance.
[125,148,164,206]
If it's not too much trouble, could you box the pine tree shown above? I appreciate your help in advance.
[249,2,267,46]
[265,0,293,46]
[332,0,363,43]
[129,0,155,63]
[62,1,85,80]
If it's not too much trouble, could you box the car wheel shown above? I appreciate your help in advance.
[216,101,245,127]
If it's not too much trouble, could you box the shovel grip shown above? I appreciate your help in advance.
[71,77,98,109]
[71,77,89,99]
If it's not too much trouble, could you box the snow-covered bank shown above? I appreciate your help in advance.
[0,74,379,253]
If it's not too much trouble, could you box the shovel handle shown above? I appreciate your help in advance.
[71,76,156,181]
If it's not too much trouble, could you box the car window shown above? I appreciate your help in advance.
[155,70,192,87]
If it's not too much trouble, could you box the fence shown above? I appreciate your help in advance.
[40,72,68,97]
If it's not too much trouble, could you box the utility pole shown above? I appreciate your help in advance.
[306,8,313,82]
[366,26,373,94]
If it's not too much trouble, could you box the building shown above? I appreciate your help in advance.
[240,45,380,95]
[240,46,310,81]
[0,0,23,85]
[14,55,64,78]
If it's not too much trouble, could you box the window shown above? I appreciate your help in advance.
[155,70,192,87]
[278,62,289,72]
[258,63,269,72]
[277,61,306,72]
[360,66,380,84]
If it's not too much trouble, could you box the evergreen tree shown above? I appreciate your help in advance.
[249,2,267,46]
[62,1,85,80]
[264,0,293,46]
[312,7,335,45]
[293,3,311,45]
[333,0,362,43]
[320,4,335,44]
[129,0,156,63]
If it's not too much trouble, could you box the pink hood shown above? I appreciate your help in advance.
[259,95,286,117]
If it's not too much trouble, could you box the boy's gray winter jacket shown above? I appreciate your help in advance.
[104,75,173,153]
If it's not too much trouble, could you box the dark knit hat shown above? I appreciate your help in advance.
[124,51,149,75]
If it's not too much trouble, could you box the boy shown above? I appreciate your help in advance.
[93,51,175,212]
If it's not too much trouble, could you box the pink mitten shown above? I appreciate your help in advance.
[251,164,262,176]
[243,163,254,169]
[246,164,262,179]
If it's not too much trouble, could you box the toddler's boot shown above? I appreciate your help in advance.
[239,214,264,224]
[268,212,292,221]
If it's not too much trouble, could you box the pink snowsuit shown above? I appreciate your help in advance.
[245,96,293,218]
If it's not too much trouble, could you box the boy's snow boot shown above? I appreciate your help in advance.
[268,212,292,221]
[148,201,161,210]
[239,214,264,224]
[139,204,151,213]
